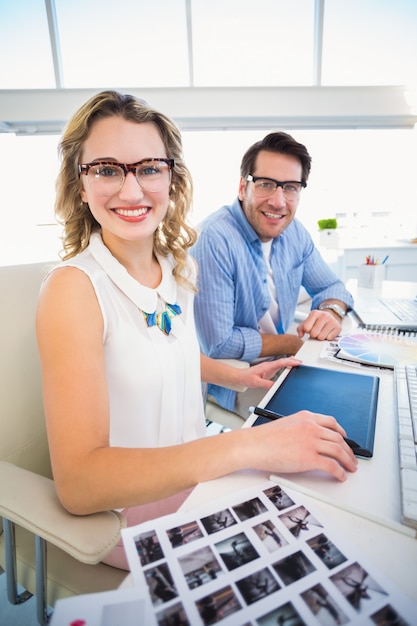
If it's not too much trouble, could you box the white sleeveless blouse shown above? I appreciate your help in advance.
[55,232,206,448]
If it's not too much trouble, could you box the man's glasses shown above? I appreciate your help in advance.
[246,174,306,199]
[78,158,174,196]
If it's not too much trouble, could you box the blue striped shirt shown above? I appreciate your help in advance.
[191,198,353,411]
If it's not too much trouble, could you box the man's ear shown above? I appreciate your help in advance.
[238,177,246,202]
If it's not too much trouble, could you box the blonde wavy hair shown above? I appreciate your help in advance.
[55,90,197,289]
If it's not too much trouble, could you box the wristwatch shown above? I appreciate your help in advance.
[318,303,347,319]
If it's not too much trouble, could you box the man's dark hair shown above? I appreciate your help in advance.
[240,132,312,184]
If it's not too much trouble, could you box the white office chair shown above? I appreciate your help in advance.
[0,262,127,625]
[0,262,249,624]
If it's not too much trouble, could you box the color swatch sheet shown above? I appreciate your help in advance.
[338,333,417,368]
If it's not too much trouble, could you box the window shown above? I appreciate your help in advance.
[191,0,314,86]
[322,0,417,87]
[2,0,416,89]
[55,0,189,88]
[0,0,55,88]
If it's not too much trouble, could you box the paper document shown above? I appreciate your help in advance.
[122,480,416,626]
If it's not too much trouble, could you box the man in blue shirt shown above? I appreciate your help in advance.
[191,132,353,417]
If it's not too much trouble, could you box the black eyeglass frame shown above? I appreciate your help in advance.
[78,157,175,178]
[246,174,307,193]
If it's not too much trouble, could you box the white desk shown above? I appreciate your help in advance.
[180,307,417,604]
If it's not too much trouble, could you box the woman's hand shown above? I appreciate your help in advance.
[200,355,301,389]
[241,410,358,481]
[238,356,302,390]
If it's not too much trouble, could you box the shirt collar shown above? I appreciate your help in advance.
[88,232,177,313]
[228,197,261,246]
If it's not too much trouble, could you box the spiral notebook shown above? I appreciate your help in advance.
[249,365,380,458]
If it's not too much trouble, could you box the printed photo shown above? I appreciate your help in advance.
[263,485,295,511]
[272,550,316,585]
[279,505,323,538]
[145,562,178,606]
[301,582,349,625]
[200,508,237,534]
[196,585,242,625]
[178,545,224,589]
[307,533,347,569]
[236,567,280,605]
[330,562,388,613]
[215,532,259,571]
[232,497,268,521]
[370,604,411,626]
[155,601,190,626]
[134,529,164,566]
[166,520,203,548]
[256,600,306,625]
[253,519,288,552]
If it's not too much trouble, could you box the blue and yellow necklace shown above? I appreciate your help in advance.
[141,302,182,336]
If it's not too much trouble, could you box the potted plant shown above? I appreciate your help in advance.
[318,218,339,248]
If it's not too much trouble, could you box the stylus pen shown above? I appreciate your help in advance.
[250,406,284,420]
[250,406,370,457]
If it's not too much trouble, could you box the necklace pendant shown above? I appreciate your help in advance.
[145,311,157,327]
[159,311,171,335]
[166,303,181,316]
[141,302,182,335]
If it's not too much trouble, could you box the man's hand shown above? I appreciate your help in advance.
[297,309,342,341]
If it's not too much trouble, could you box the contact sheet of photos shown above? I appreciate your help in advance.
[122,481,416,626]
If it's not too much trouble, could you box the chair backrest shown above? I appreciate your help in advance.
[0,263,128,611]
[0,262,55,478]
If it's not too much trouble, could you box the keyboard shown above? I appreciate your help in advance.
[394,363,417,529]
[383,298,417,320]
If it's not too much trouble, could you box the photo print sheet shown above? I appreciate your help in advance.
[122,481,416,626]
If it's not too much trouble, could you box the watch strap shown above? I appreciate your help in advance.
[318,303,346,319]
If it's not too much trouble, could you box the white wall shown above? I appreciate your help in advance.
[1,126,416,265]
[184,128,417,240]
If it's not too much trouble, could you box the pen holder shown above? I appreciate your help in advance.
[357,264,386,290]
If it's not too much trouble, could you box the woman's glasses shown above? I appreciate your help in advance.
[78,158,174,196]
